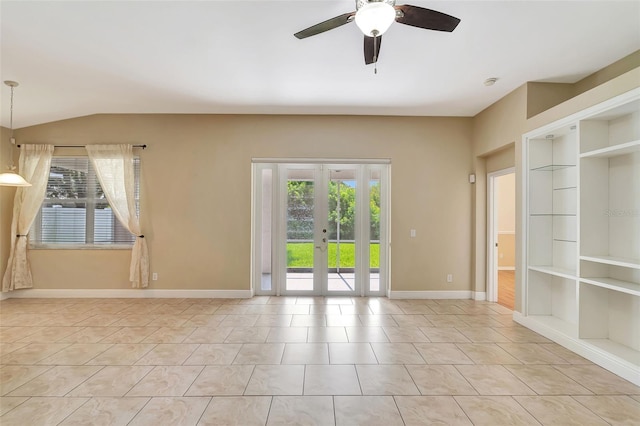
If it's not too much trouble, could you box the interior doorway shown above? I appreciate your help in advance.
[487,168,516,310]
[252,161,390,297]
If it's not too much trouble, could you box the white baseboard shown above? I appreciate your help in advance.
[498,266,516,271]
[389,291,486,301]
[1,288,253,299]
[389,290,473,300]
[513,312,640,387]
[3,288,484,302]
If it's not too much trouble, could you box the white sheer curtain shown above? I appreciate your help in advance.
[86,144,149,288]
[2,144,54,292]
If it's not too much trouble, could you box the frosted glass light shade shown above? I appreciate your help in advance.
[0,171,31,186]
[355,2,396,36]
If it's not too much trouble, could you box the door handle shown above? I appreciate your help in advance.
[316,233,328,251]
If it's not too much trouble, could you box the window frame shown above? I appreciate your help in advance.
[30,155,141,250]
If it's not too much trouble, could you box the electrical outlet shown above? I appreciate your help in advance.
[152,272,158,281]
[446,274,453,283]
[410,229,416,238]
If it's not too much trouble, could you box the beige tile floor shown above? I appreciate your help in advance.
[1,297,639,425]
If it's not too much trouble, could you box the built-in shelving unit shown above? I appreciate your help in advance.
[520,89,640,386]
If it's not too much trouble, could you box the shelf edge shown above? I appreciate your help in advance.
[579,278,640,297]
[580,255,640,269]
[528,266,576,280]
[580,139,640,158]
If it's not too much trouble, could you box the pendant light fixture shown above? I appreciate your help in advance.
[0,80,31,187]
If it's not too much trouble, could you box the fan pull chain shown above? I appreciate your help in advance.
[374,35,378,74]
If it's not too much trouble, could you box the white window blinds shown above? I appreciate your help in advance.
[31,157,140,247]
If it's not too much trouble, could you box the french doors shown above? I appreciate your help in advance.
[252,161,389,296]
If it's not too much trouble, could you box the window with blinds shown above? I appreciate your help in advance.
[30,157,140,247]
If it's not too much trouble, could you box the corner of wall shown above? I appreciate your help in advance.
[526,50,640,119]
[526,66,640,131]
[526,82,574,119]
[573,50,640,96]
[472,84,527,158]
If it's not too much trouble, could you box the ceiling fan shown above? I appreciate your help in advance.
[294,0,461,68]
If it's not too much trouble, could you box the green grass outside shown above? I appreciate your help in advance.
[287,242,379,268]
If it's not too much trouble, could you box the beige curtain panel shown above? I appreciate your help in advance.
[86,144,149,288]
[2,144,54,292]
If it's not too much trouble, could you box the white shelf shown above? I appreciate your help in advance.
[580,255,640,269]
[582,339,640,367]
[525,315,578,339]
[524,89,640,387]
[580,139,640,158]
[529,215,576,219]
[529,265,576,279]
[580,277,640,297]
[530,164,576,171]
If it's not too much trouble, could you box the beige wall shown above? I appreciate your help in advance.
[573,50,640,96]
[498,234,515,268]
[470,86,524,305]
[527,67,640,131]
[470,145,516,302]
[10,115,474,292]
[526,51,639,119]
[472,85,528,158]
[497,173,515,233]
[526,83,574,119]
[2,59,638,303]
[496,173,515,268]
[1,127,17,283]
[486,145,515,174]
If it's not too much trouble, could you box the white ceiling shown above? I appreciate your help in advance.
[1,0,639,128]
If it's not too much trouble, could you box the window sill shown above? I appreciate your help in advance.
[29,244,134,250]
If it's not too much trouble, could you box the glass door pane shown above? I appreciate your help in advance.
[369,168,381,293]
[327,168,357,293]
[260,167,273,293]
[285,168,316,292]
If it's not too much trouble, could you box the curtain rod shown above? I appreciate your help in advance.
[16,144,147,149]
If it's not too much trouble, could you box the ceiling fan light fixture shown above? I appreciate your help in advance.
[355,2,396,37]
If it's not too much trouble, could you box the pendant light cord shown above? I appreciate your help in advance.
[9,84,14,142]
[7,82,17,170]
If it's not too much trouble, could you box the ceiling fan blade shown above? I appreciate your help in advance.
[395,5,461,32]
[294,12,356,39]
[364,35,382,65]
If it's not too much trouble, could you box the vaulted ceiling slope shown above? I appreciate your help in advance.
[1,1,639,128]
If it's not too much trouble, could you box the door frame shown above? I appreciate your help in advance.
[487,167,515,303]
[251,158,391,297]
[278,163,327,296]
